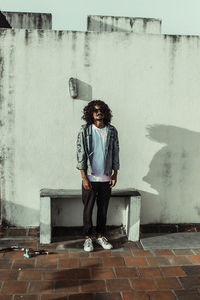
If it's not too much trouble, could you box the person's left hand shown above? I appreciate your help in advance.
[109,174,117,188]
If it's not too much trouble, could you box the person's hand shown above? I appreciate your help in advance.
[82,178,92,190]
[109,174,117,188]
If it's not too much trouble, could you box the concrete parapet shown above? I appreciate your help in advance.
[1,11,52,29]
[87,15,161,34]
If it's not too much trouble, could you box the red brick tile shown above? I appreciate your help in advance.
[18,270,42,280]
[69,251,89,258]
[131,278,157,291]
[49,252,69,259]
[0,269,18,280]
[104,257,125,267]
[188,255,200,264]
[0,296,13,300]
[12,258,35,269]
[69,294,94,300]
[81,257,102,267]
[148,291,176,300]
[28,228,39,236]
[8,228,27,236]
[111,249,132,257]
[172,249,194,255]
[154,250,173,256]
[132,250,153,256]
[39,243,58,250]
[115,267,138,278]
[58,258,80,268]
[138,267,162,277]
[175,290,200,300]
[125,257,147,267]
[35,257,57,269]
[90,251,111,257]
[14,296,39,300]
[179,276,200,289]
[44,269,90,280]
[91,268,115,279]
[155,277,183,290]
[41,295,69,300]
[95,292,122,300]
[146,256,170,266]
[80,280,106,292]
[0,260,12,269]
[4,251,26,259]
[28,281,54,294]
[124,242,141,249]
[1,281,28,294]
[106,279,131,291]
[54,279,79,293]
[167,255,191,265]
[161,266,186,277]
[123,291,149,300]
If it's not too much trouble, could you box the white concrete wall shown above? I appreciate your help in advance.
[87,15,161,34]
[1,28,200,226]
[1,11,52,29]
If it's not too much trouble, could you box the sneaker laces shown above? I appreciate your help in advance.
[84,238,92,246]
[100,236,109,244]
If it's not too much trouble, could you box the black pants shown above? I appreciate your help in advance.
[82,181,111,236]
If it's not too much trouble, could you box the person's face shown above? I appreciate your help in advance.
[92,105,105,122]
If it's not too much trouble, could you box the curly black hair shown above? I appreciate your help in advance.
[82,100,113,125]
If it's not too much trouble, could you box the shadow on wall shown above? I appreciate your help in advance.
[0,12,12,28]
[1,200,39,227]
[76,79,92,101]
[142,124,200,222]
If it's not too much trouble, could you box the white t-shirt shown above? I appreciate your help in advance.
[87,124,111,182]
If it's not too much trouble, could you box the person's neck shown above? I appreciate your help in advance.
[93,121,105,129]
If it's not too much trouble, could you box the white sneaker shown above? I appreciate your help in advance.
[96,236,113,250]
[83,238,94,252]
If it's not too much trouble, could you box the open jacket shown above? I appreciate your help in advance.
[76,123,120,176]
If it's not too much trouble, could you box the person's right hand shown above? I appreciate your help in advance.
[82,178,92,190]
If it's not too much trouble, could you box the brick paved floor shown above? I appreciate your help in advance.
[0,237,200,300]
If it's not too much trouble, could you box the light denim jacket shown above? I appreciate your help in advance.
[76,123,120,176]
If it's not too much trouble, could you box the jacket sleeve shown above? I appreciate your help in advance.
[112,128,120,170]
[76,128,87,170]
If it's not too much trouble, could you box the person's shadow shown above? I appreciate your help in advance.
[142,124,200,223]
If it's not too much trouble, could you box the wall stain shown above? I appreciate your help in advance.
[72,31,77,52]
[37,14,43,29]
[57,30,64,40]
[25,29,29,45]
[163,151,172,180]
[37,29,44,41]
[84,32,91,68]
[129,18,135,28]
[143,19,148,33]
[167,35,181,86]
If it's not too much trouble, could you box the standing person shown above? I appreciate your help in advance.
[76,100,120,252]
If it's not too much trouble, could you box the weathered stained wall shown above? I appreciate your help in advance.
[1,11,52,29]
[87,15,161,34]
[1,28,200,227]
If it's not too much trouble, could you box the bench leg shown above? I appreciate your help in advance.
[127,196,141,241]
[40,197,51,244]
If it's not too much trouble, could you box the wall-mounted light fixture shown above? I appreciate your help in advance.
[69,77,78,99]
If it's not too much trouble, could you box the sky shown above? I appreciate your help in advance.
[1,0,200,35]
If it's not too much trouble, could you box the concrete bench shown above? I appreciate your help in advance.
[40,188,141,244]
